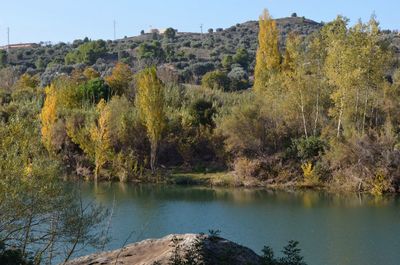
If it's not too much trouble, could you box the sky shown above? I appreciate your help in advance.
[0,0,398,45]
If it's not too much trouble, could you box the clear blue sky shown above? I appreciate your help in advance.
[0,0,398,45]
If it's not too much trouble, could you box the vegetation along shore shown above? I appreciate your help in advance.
[1,10,400,197]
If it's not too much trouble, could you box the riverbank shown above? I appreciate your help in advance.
[166,171,345,193]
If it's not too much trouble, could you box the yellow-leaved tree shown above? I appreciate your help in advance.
[253,9,280,94]
[90,99,113,180]
[105,62,133,96]
[40,84,58,152]
[135,67,165,174]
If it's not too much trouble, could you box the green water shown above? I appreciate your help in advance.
[79,183,400,265]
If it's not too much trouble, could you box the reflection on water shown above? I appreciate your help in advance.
[76,182,400,265]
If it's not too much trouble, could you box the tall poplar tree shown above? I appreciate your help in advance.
[253,9,280,94]
[135,67,165,174]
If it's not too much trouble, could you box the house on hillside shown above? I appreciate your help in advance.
[0,43,38,50]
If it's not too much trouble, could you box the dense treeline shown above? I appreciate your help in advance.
[1,10,400,197]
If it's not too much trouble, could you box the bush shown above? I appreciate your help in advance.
[0,242,32,265]
[291,136,326,161]
[189,98,216,127]
[201,70,230,91]
[301,162,319,186]
[234,157,262,179]
[261,240,307,265]
[228,66,249,90]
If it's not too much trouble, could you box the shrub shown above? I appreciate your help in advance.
[232,48,250,69]
[189,98,216,127]
[261,240,307,265]
[301,161,319,186]
[0,242,33,265]
[201,70,230,91]
[291,136,326,161]
[370,170,391,196]
[228,66,249,90]
[234,157,262,179]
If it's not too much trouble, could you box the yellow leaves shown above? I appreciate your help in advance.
[135,67,166,172]
[370,170,390,196]
[105,62,133,96]
[301,161,319,186]
[254,8,281,94]
[40,84,58,152]
[83,67,100,80]
[135,67,165,144]
[91,99,114,179]
[15,73,40,89]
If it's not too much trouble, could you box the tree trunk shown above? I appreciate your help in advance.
[94,164,100,181]
[337,97,344,138]
[313,90,319,136]
[150,141,158,174]
[299,89,308,138]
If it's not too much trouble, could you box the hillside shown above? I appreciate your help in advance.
[0,16,328,87]
[1,14,399,87]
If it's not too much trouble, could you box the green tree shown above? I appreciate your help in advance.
[164,27,176,41]
[137,41,165,61]
[0,50,7,68]
[233,47,250,69]
[64,40,107,65]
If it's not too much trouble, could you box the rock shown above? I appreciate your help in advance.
[64,234,262,265]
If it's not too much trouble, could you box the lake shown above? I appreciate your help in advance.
[78,183,400,265]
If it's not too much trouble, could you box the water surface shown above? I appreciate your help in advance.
[79,183,400,265]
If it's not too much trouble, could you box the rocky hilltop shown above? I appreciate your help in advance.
[65,234,262,265]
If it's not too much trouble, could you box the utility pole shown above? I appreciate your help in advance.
[113,20,116,40]
[200,24,203,34]
[7,27,10,52]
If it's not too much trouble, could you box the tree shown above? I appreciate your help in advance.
[78,78,111,104]
[0,50,7,68]
[233,48,250,69]
[83,67,100,80]
[222,55,233,70]
[228,66,249,90]
[164,27,176,41]
[0,117,108,265]
[15,73,40,89]
[324,16,390,137]
[254,9,281,94]
[189,99,216,128]
[135,67,166,173]
[281,33,314,138]
[40,84,58,152]
[105,62,133,96]
[137,41,165,61]
[201,70,230,91]
[64,40,107,65]
[90,99,113,180]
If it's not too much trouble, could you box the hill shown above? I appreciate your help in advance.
[0,14,399,87]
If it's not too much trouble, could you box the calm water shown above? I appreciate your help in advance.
[78,183,400,265]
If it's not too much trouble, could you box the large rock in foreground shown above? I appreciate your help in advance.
[65,234,262,265]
